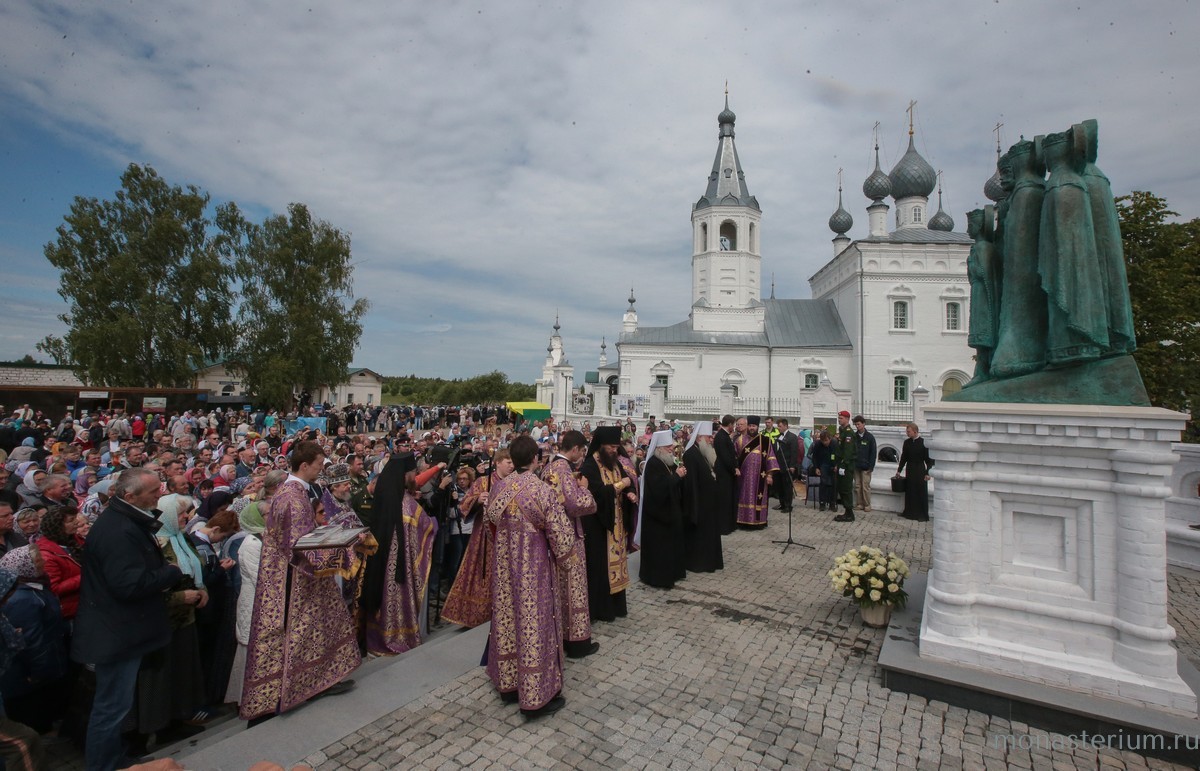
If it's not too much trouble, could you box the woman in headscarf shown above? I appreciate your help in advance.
[0,544,68,734]
[15,507,44,539]
[5,461,35,494]
[225,500,266,707]
[125,493,206,748]
[72,469,97,507]
[34,505,83,621]
[17,468,45,508]
[194,488,232,524]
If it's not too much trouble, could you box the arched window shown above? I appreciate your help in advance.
[893,300,909,330]
[748,222,756,253]
[893,376,909,402]
[719,221,737,251]
[945,302,961,331]
[700,222,708,252]
[943,377,963,397]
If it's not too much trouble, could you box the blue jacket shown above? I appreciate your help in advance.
[1,583,68,698]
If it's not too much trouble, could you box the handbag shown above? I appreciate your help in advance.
[891,477,907,493]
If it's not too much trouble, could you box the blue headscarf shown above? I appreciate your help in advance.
[157,494,203,585]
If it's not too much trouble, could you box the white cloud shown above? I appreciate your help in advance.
[0,0,1197,378]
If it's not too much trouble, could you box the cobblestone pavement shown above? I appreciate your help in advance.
[299,504,1200,771]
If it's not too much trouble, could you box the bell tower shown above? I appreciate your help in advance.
[690,90,765,333]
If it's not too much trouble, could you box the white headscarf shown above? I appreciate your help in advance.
[634,430,676,548]
[684,420,714,452]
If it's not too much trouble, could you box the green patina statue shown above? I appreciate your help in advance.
[951,119,1149,406]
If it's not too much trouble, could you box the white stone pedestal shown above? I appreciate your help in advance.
[919,402,1197,715]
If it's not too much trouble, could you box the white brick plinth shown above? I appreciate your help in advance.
[918,401,1197,715]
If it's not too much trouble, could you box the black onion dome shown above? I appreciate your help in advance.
[828,188,853,234]
[888,136,937,199]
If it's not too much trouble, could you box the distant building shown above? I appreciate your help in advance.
[193,362,383,408]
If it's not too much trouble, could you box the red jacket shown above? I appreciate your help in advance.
[37,537,82,620]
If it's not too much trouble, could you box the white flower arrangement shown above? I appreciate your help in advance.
[828,545,911,609]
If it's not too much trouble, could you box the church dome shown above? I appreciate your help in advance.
[928,206,954,231]
[863,166,892,201]
[983,167,1005,202]
[828,188,853,235]
[863,143,892,201]
[718,99,736,127]
[889,136,937,199]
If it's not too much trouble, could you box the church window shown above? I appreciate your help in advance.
[913,207,923,224]
[804,374,819,390]
[945,302,961,331]
[729,385,739,397]
[749,223,756,253]
[720,221,737,250]
[943,377,963,397]
[700,222,708,251]
[892,300,909,330]
[655,374,669,397]
[893,376,909,403]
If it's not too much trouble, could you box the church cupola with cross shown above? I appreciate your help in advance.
[690,89,765,333]
[889,101,937,231]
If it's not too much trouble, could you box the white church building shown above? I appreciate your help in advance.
[539,99,982,425]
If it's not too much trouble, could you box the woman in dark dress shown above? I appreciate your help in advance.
[895,423,934,521]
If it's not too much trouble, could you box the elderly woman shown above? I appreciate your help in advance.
[126,494,207,748]
[0,544,68,734]
[15,507,44,538]
[17,468,45,508]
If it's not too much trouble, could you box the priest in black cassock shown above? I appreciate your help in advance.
[682,421,723,573]
[634,430,687,589]
[579,425,636,621]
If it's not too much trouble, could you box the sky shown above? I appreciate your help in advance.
[1,1,1197,383]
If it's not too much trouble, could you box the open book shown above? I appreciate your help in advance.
[293,525,368,551]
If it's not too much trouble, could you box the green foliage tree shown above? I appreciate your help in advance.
[38,164,244,387]
[230,203,368,409]
[381,371,536,404]
[1117,191,1200,435]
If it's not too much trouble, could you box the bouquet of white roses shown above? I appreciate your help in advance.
[828,545,910,609]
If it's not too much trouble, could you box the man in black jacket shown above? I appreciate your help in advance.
[773,419,802,513]
[73,467,184,770]
[712,415,739,535]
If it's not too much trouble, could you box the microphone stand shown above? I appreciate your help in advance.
[769,440,813,554]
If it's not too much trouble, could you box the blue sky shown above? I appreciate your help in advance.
[1,1,1197,381]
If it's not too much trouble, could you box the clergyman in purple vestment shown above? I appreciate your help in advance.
[486,437,575,717]
[734,416,779,527]
[240,441,360,721]
[539,430,598,658]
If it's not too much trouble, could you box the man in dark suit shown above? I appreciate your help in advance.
[773,419,802,513]
[712,415,739,535]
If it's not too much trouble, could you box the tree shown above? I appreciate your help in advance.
[39,164,245,386]
[1117,191,1200,435]
[230,203,368,409]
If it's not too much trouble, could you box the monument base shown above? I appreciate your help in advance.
[946,353,1149,407]
[882,574,1200,767]
[920,401,1196,718]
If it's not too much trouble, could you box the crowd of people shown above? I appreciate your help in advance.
[0,402,931,770]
